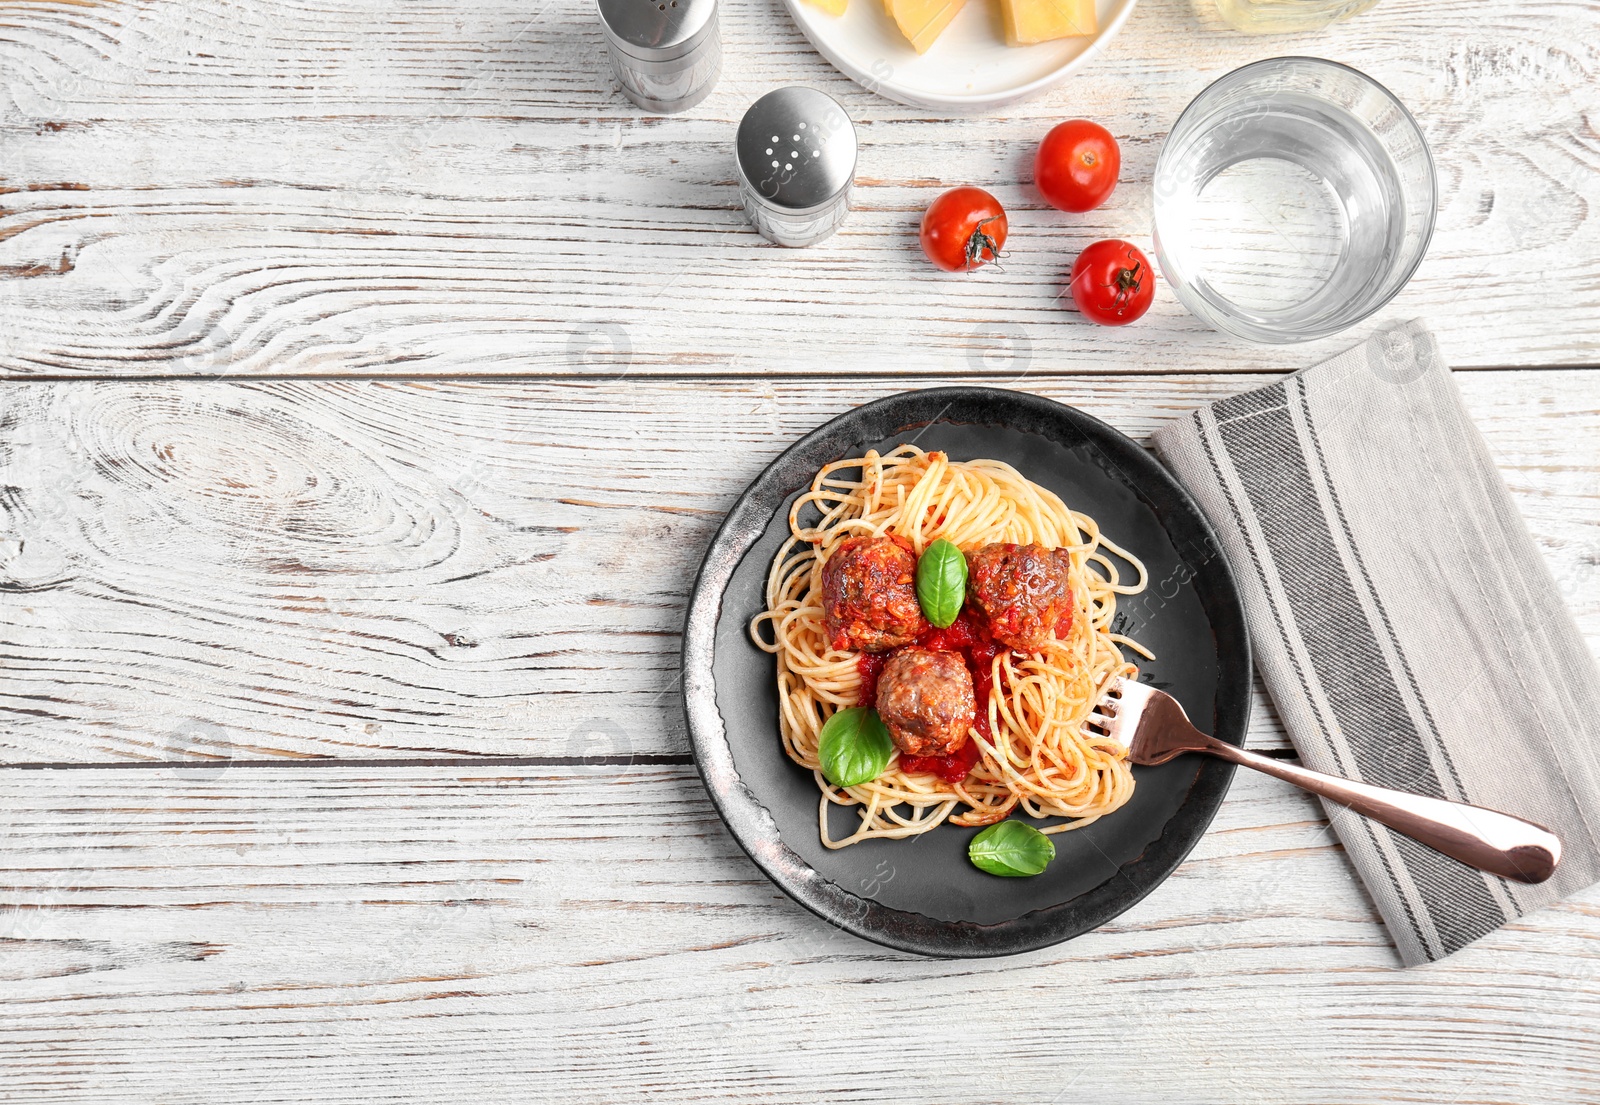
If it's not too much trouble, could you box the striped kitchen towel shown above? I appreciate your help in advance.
[1152,320,1600,965]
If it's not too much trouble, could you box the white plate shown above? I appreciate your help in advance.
[782,0,1140,110]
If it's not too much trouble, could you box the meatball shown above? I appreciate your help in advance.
[967,542,1075,652]
[876,647,975,757]
[821,535,929,653]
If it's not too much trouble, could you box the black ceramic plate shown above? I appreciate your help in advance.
[681,388,1251,958]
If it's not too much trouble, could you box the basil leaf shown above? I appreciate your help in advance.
[968,820,1056,877]
[818,707,894,788]
[916,538,968,629]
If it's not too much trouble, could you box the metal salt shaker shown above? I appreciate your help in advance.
[737,87,857,248]
[597,0,720,114]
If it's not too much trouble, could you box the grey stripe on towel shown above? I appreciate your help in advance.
[1152,320,1600,965]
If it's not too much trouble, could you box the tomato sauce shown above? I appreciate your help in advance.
[855,652,886,708]
[900,736,980,782]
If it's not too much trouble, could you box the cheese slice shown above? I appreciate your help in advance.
[1000,0,1096,44]
[803,0,847,17]
[885,0,966,53]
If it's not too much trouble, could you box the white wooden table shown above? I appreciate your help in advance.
[2,0,1598,1099]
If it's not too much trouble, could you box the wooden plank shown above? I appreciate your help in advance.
[1,765,1597,1103]
[0,0,1597,376]
[0,370,1594,764]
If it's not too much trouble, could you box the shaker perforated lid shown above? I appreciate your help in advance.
[596,0,716,62]
[737,87,857,215]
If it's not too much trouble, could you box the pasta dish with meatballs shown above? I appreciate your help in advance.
[750,444,1151,852]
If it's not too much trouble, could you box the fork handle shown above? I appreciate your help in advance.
[1198,736,1561,885]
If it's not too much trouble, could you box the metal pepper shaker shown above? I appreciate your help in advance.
[736,87,857,248]
[597,0,720,115]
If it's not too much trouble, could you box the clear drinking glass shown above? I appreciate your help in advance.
[1152,57,1436,344]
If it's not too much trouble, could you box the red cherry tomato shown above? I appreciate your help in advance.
[919,187,1008,272]
[1035,120,1120,213]
[1069,239,1155,326]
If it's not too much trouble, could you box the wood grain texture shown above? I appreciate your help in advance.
[0,0,1597,377]
[2,763,1598,1104]
[1,0,1597,1092]
[1,370,1593,764]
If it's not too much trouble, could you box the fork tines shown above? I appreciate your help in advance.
[1085,676,1124,736]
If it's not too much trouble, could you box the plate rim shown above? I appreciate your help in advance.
[779,0,1142,110]
[680,386,1252,958]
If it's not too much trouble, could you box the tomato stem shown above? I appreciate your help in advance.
[1099,260,1145,314]
[964,216,1004,271]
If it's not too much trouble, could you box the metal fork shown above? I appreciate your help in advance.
[1089,677,1562,885]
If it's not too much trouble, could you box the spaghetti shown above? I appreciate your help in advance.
[749,444,1151,849]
